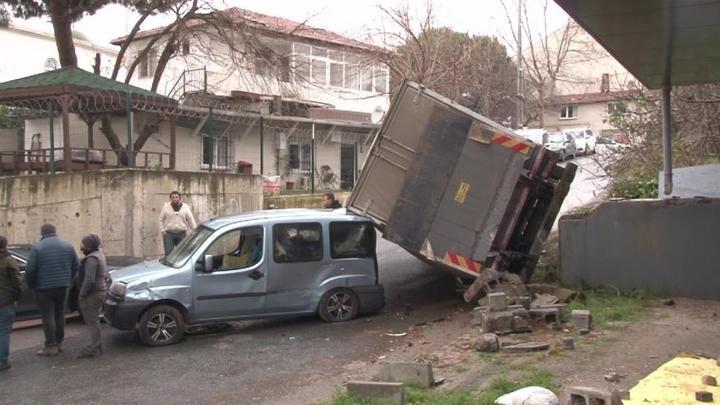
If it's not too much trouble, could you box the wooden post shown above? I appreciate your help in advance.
[62,97,71,173]
[87,117,95,148]
[170,115,176,170]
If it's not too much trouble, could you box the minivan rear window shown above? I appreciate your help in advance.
[330,222,375,259]
[273,222,323,263]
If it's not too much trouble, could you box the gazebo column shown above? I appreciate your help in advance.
[61,97,72,173]
[87,117,95,148]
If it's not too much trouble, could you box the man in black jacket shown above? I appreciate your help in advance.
[0,235,21,371]
[321,193,343,209]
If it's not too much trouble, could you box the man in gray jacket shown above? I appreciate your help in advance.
[26,223,79,356]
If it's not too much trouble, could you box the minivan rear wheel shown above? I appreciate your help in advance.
[319,288,359,322]
[138,305,185,346]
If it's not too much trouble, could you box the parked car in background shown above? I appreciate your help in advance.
[104,209,385,346]
[10,244,142,320]
[515,128,548,145]
[596,133,632,156]
[545,132,577,161]
[562,128,597,155]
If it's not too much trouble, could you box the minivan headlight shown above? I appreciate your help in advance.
[109,280,127,298]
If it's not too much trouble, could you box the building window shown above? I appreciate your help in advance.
[288,143,312,174]
[202,135,230,168]
[138,49,157,79]
[44,58,59,71]
[607,101,628,115]
[373,64,388,93]
[559,105,577,119]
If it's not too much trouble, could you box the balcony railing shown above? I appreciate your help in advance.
[0,148,171,175]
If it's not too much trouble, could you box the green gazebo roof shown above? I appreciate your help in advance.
[0,66,176,104]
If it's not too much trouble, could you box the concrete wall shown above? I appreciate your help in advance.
[0,169,262,258]
[559,198,720,299]
[264,191,351,209]
[658,164,720,198]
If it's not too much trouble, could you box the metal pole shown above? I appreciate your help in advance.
[311,123,315,194]
[126,91,134,168]
[260,116,264,175]
[48,103,55,175]
[516,0,524,129]
[662,86,673,195]
[208,106,214,173]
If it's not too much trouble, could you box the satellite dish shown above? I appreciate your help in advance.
[370,106,386,124]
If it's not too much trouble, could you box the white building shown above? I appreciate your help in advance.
[0,20,118,82]
[108,7,390,191]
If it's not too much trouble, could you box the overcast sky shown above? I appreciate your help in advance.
[11,0,570,50]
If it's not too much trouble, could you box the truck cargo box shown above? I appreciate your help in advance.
[347,81,576,287]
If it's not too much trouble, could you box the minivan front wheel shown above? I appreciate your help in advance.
[319,289,359,322]
[138,305,185,346]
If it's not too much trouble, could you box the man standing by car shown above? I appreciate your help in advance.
[0,235,22,371]
[159,191,197,256]
[76,234,107,359]
[321,193,343,209]
[26,223,79,356]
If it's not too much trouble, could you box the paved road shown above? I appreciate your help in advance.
[0,238,462,405]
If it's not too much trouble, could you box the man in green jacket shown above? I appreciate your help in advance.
[0,235,22,371]
[26,223,79,356]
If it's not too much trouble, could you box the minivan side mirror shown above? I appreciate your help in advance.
[195,255,214,272]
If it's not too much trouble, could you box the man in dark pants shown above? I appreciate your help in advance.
[26,223,79,356]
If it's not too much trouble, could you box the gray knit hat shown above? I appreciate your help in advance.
[81,233,102,252]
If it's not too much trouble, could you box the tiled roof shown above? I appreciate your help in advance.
[111,7,386,54]
[550,90,639,105]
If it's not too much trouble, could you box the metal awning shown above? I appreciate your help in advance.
[555,0,720,195]
[554,0,720,90]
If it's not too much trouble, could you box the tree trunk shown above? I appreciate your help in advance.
[151,35,177,92]
[100,115,129,165]
[48,0,77,67]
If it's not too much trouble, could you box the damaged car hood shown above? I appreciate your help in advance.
[110,260,177,284]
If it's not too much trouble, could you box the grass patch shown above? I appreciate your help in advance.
[566,288,648,328]
[328,368,557,405]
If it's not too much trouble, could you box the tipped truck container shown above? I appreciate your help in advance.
[346,81,577,302]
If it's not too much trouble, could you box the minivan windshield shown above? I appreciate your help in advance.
[162,226,214,268]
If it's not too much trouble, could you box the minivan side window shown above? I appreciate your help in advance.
[330,222,375,259]
[203,226,264,271]
[273,222,323,263]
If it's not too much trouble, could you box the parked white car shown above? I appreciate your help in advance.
[545,132,577,161]
[562,128,597,154]
[515,128,548,145]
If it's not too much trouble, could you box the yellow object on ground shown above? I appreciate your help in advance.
[625,353,720,404]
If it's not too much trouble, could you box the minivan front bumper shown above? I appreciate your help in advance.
[355,284,385,315]
[104,298,152,331]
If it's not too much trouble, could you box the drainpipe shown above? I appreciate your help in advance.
[260,116,264,175]
[311,123,315,195]
[661,86,673,195]
[208,106,214,173]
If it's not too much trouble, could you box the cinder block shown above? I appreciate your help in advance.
[571,309,592,332]
[347,381,404,404]
[481,310,515,334]
[488,292,508,312]
[376,361,434,388]
[566,386,621,405]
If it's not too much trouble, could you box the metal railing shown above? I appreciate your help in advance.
[0,148,171,175]
[167,67,207,100]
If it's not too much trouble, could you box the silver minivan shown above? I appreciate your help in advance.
[104,209,384,346]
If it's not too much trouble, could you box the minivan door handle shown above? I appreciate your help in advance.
[248,270,264,280]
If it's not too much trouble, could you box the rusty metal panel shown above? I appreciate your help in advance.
[348,84,436,224]
[427,136,526,262]
[383,104,472,250]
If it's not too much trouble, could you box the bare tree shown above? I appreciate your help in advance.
[379,2,516,122]
[500,0,588,127]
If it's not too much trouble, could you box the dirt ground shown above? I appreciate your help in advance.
[319,297,720,402]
